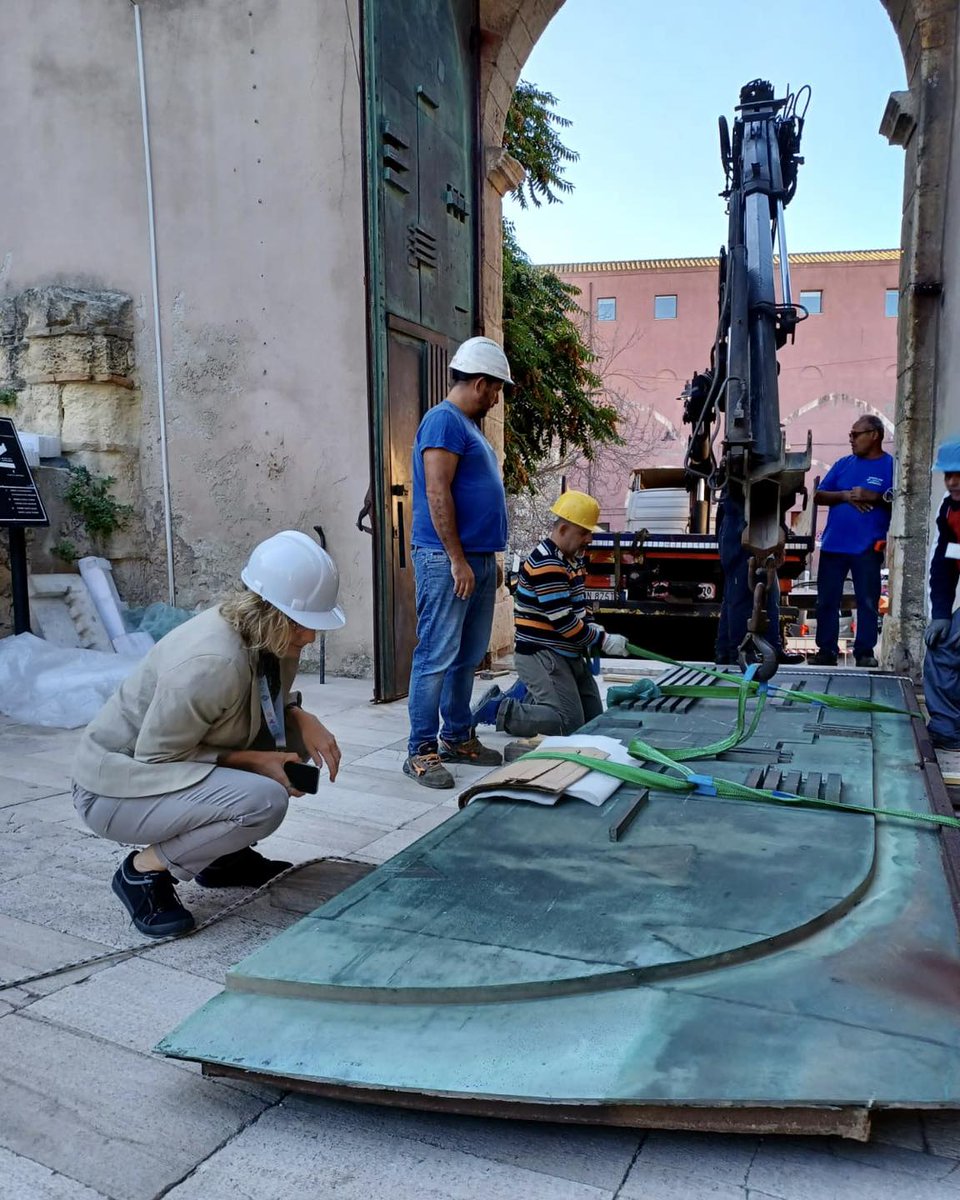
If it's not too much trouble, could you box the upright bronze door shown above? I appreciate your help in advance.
[362,0,478,701]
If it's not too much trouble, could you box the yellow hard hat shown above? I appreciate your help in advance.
[550,490,603,531]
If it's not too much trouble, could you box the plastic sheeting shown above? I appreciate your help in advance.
[0,633,137,728]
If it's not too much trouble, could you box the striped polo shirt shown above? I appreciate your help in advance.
[514,537,603,658]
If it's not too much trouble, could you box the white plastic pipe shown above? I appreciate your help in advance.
[133,1,176,604]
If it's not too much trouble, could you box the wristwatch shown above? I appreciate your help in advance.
[284,691,303,712]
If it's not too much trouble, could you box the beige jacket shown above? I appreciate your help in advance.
[72,606,300,798]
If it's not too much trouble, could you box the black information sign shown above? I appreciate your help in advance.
[0,417,49,527]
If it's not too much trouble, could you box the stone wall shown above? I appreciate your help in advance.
[0,286,147,635]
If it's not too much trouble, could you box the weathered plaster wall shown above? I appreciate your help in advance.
[1,0,371,674]
[878,0,957,675]
[0,287,148,637]
[478,0,566,658]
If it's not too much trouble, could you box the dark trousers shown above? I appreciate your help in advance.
[924,611,960,747]
[814,548,883,658]
[715,496,782,662]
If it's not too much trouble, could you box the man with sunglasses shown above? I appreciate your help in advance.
[808,415,894,667]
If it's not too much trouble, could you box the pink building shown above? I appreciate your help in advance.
[549,251,900,527]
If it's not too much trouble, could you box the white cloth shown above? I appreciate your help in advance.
[484,734,632,806]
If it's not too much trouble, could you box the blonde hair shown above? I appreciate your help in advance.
[219,587,297,657]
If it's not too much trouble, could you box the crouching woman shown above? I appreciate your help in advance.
[71,530,345,939]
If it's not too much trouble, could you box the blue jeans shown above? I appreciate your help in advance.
[715,496,782,661]
[407,548,497,754]
[815,548,883,658]
[924,611,960,746]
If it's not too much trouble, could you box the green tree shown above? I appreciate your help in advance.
[503,81,578,209]
[501,82,621,493]
[501,223,617,492]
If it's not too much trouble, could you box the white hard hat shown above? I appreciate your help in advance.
[240,531,346,630]
[449,336,513,385]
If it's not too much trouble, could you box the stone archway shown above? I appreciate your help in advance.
[477,0,957,674]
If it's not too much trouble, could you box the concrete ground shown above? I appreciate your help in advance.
[2,667,960,1200]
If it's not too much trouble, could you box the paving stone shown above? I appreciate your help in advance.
[257,805,386,858]
[871,1111,927,1152]
[352,827,424,863]
[10,789,85,826]
[832,1135,960,1180]
[296,785,435,830]
[0,756,73,790]
[0,860,145,950]
[924,1113,960,1160]
[621,1161,747,1199]
[164,1102,610,1200]
[402,806,456,835]
[147,915,287,983]
[0,912,112,986]
[748,1137,960,1199]
[0,1014,269,1200]
[0,774,68,808]
[26,957,277,1098]
[629,1131,760,1187]
[283,1095,641,1190]
[0,1145,109,1199]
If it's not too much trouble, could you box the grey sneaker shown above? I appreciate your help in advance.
[855,653,879,668]
[438,735,503,766]
[403,746,455,789]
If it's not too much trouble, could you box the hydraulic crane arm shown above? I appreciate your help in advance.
[682,79,813,679]
[684,78,812,552]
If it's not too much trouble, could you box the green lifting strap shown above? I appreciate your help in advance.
[520,750,960,833]
[624,642,919,718]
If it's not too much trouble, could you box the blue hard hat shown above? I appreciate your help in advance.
[933,438,960,472]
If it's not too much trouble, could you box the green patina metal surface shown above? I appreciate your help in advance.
[158,670,960,1125]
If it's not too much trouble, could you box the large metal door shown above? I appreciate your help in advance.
[363,0,478,701]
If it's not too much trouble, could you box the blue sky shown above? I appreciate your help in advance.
[506,0,907,264]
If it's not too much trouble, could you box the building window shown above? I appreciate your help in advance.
[885,288,899,317]
[799,289,822,315]
[654,294,677,320]
[596,297,616,321]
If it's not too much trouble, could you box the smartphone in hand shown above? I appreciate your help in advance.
[283,760,320,794]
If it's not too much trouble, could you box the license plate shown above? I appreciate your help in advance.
[585,589,616,601]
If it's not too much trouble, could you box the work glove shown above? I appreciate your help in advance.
[606,679,662,708]
[925,618,954,649]
[601,632,629,656]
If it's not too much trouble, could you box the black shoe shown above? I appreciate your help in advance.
[195,846,292,888]
[855,654,879,668]
[112,851,195,938]
[931,733,960,751]
[806,650,838,666]
[776,649,806,665]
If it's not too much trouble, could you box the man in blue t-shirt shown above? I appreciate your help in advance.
[809,415,894,667]
[404,336,511,789]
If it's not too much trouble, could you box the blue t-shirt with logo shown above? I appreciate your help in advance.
[820,451,894,554]
[411,400,508,553]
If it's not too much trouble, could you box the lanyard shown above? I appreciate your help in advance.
[257,673,286,749]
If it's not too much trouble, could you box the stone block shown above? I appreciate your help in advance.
[0,1015,267,1200]
[0,911,111,986]
[0,1146,108,1199]
[288,1094,641,1191]
[60,383,141,451]
[748,1137,959,1200]
[14,382,62,434]
[23,333,134,386]
[161,1103,609,1200]
[18,285,133,340]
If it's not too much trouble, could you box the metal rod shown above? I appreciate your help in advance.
[608,790,649,842]
[133,2,176,604]
[775,200,792,306]
[9,527,30,634]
